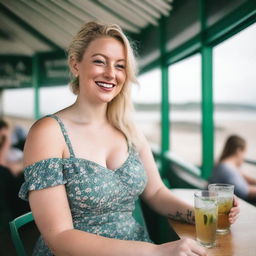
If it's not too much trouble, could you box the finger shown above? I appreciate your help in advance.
[233,195,239,206]
[188,252,201,256]
[229,214,239,224]
[229,207,240,216]
[230,204,240,213]
[189,240,207,256]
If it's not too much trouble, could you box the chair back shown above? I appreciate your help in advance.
[9,212,34,256]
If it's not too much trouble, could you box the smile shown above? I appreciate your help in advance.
[95,81,115,88]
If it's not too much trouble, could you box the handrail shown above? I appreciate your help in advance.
[164,151,201,177]
[151,144,207,189]
[151,143,201,177]
[245,159,256,166]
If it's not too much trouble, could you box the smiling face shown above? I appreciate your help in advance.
[71,36,127,104]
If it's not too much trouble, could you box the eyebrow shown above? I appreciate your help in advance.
[91,53,126,62]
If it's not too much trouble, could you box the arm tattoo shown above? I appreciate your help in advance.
[168,211,184,222]
[186,209,195,224]
[168,209,195,224]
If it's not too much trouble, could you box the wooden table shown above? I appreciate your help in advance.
[169,189,256,256]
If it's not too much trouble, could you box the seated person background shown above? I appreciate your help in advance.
[209,135,256,202]
[0,119,29,223]
[0,119,23,176]
[11,124,27,151]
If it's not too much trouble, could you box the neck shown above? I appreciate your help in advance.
[68,96,109,125]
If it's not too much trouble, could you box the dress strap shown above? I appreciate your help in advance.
[47,114,76,158]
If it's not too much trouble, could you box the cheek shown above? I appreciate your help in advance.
[118,72,126,85]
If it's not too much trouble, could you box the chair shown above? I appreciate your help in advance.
[9,212,34,256]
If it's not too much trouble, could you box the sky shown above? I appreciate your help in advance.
[2,23,256,118]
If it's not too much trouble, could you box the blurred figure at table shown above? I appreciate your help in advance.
[209,134,256,203]
[0,119,23,176]
[0,119,29,223]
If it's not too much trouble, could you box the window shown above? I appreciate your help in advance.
[168,54,202,166]
[3,88,34,118]
[213,23,256,173]
[40,86,75,115]
[132,68,161,146]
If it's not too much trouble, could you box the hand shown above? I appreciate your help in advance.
[157,238,207,256]
[229,195,240,224]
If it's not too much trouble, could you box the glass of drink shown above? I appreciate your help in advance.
[208,183,234,234]
[194,190,218,248]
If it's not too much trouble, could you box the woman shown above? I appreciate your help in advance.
[210,134,256,201]
[19,22,238,256]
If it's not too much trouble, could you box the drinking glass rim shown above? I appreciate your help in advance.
[194,190,217,199]
[208,183,234,189]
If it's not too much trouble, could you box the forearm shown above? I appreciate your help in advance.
[51,229,157,256]
[143,187,195,224]
[248,185,256,199]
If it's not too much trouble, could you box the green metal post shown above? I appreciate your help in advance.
[159,17,170,181]
[200,0,214,179]
[201,47,214,179]
[32,54,40,119]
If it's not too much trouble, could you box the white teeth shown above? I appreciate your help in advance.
[96,82,114,88]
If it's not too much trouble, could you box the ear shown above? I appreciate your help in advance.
[69,56,79,77]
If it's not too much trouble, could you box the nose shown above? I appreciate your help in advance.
[103,65,115,80]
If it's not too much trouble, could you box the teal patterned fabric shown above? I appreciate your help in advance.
[19,115,151,255]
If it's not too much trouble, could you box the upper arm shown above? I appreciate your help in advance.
[222,169,249,199]
[137,133,163,201]
[23,117,65,167]
[24,117,73,249]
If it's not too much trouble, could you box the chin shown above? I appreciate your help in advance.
[97,95,115,104]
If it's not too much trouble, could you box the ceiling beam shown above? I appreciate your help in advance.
[1,0,69,48]
[117,0,158,26]
[71,0,140,33]
[97,0,146,28]
[0,13,50,53]
[0,2,60,50]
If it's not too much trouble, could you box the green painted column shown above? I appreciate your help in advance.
[159,17,170,180]
[201,47,214,179]
[32,54,40,119]
[200,0,214,179]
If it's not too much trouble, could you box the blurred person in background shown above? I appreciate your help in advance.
[12,124,28,151]
[209,134,256,203]
[0,119,29,221]
[0,119,23,176]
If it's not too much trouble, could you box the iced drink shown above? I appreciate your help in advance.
[208,184,234,234]
[194,191,218,248]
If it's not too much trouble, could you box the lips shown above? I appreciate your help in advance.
[95,81,115,89]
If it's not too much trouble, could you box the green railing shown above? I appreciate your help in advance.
[152,144,256,190]
[152,144,207,189]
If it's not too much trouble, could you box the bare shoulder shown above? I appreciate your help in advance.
[24,117,65,167]
[135,127,151,154]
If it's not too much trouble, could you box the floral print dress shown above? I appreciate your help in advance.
[19,114,151,255]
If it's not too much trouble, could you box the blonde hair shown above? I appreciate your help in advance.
[67,21,140,147]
